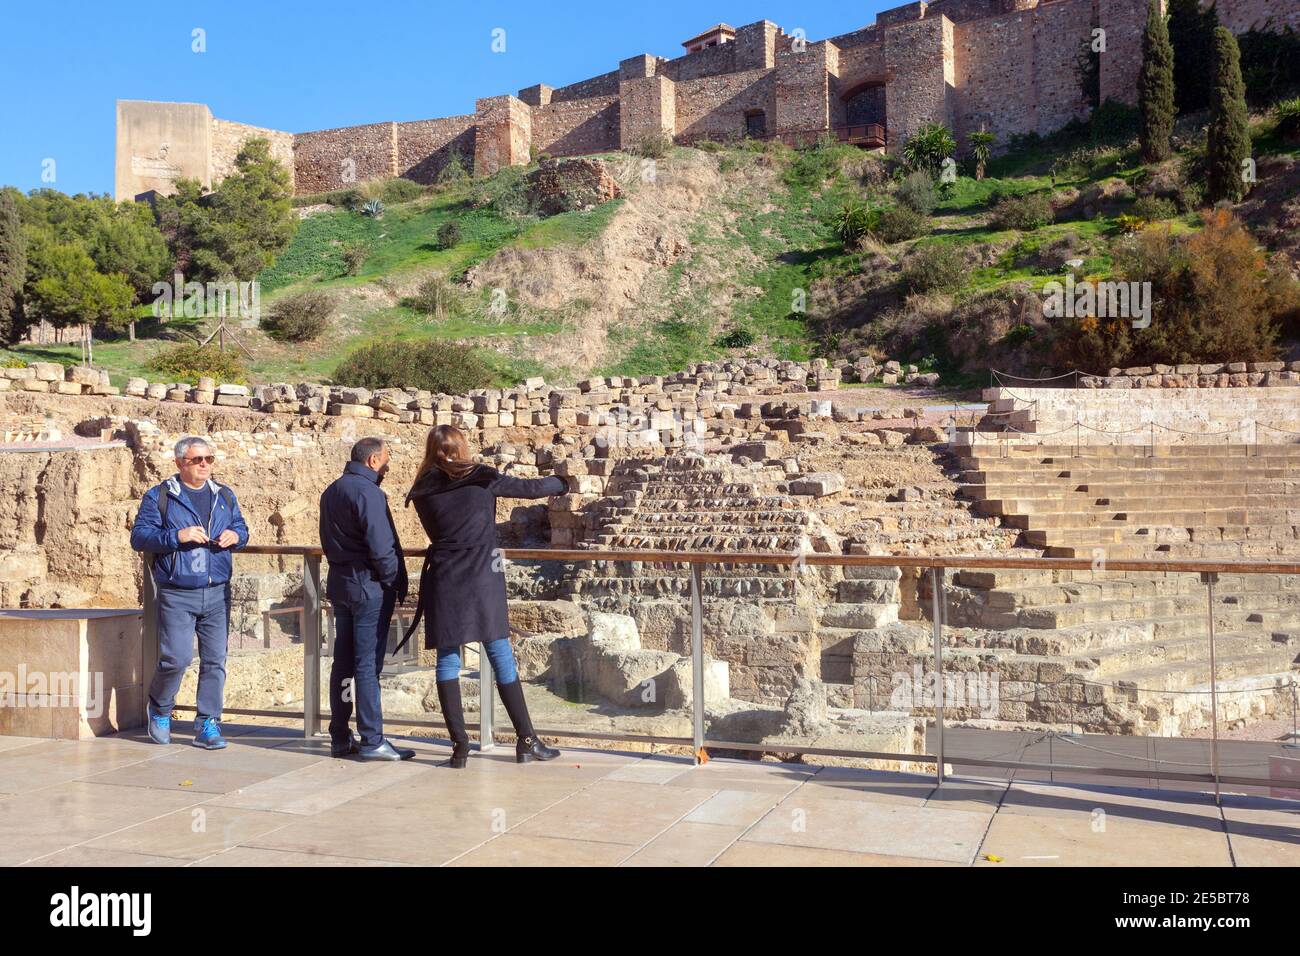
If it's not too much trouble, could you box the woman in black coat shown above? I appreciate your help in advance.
[403,424,568,767]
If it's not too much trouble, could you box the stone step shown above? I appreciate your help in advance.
[571,575,796,599]
[819,602,900,630]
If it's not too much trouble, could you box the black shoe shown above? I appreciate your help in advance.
[358,739,415,761]
[516,733,560,763]
[497,679,560,763]
[330,733,360,758]
[436,679,471,769]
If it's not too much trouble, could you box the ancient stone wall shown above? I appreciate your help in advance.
[116,1,1288,199]
[952,0,1093,141]
[396,115,476,183]
[473,96,532,176]
[619,76,676,149]
[674,69,774,142]
[549,69,621,103]
[211,118,296,189]
[1213,0,1300,33]
[531,96,620,157]
[293,121,396,194]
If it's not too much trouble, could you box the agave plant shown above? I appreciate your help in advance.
[360,199,384,218]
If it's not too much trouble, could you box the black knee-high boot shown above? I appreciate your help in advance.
[496,679,559,763]
[436,679,471,768]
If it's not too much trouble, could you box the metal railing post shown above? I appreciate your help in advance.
[302,554,322,739]
[141,558,159,725]
[1203,571,1221,805]
[690,562,706,763]
[931,566,945,787]
[479,644,496,751]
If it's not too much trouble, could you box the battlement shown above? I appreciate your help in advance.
[115,1,1300,200]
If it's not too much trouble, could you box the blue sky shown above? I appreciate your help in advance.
[0,0,897,196]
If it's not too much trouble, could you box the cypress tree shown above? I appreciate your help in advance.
[1169,0,1219,114]
[1206,26,1251,203]
[0,189,26,346]
[1139,0,1176,163]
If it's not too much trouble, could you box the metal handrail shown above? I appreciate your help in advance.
[144,545,1300,800]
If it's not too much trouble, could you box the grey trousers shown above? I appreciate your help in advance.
[149,583,230,721]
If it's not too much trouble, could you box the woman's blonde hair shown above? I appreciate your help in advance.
[414,424,477,483]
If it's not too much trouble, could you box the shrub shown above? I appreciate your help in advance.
[360,199,384,218]
[715,327,755,348]
[895,170,938,214]
[409,273,461,320]
[695,140,726,153]
[990,192,1054,230]
[436,152,470,185]
[261,290,335,342]
[333,339,493,393]
[1133,195,1178,220]
[437,220,463,250]
[342,242,368,276]
[901,244,969,294]
[831,201,874,247]
[1088,98,1141,143]
[632,130,674,159]
[1055,210,1291,370]
[147,344,247,384]
[1275,96,1300,141]
[375,178,424,204]
[472,165,531,219]
[874,204,931,243]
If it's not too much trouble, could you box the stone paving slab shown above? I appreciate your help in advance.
[0,724,1295,867]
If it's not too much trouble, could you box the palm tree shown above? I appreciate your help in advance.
[967,131,995,181]
[901,123,957,178]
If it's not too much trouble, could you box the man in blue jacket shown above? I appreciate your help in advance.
[130,436,250,750]
[319,437,412,761]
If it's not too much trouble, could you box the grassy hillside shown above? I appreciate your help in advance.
[5,109,1297,390]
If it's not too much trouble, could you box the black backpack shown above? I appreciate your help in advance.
[147,480,236,571]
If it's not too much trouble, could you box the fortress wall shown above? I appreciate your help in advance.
[953,0,1091,142]
[836,41,887,95]
[659,40,738,83]
[773,42,834,134]
[1097,0,1149,107]
[114,101,212,200]
[474,95,532,176]
[674,68,774,141]
[551,69,621,103]
[211,119,295,188]
[294,121,396,194]
[883,15,955,148]
[1215,0,1300,33]
[396,114,476,183]
[531,95,620,156]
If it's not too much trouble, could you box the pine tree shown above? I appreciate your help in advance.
[1139,0,1176,163]
[0,189,27,345]
[1168,0,1219,114]
[1206,26,1251,203]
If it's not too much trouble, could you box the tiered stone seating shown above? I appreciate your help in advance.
[938,437,1300,734]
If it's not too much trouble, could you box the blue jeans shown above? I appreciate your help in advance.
[329,582,397,747]
[149,583,230,721]
[436,638,518,684]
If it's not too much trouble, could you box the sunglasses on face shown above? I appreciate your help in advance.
[182,456,216,465]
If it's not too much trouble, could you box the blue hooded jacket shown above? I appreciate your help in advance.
[130,475,250,589]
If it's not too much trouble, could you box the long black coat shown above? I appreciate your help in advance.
[402,464,566,650]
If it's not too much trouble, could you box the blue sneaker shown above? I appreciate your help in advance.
[193,716,227,750]
[147,703,171,745]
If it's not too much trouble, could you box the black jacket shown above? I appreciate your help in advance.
[319,461,408,603]
[402,464,565,650]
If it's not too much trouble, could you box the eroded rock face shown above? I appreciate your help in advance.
[525,158,621,217]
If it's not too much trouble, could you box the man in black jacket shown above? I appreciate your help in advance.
[319,437,413,761]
